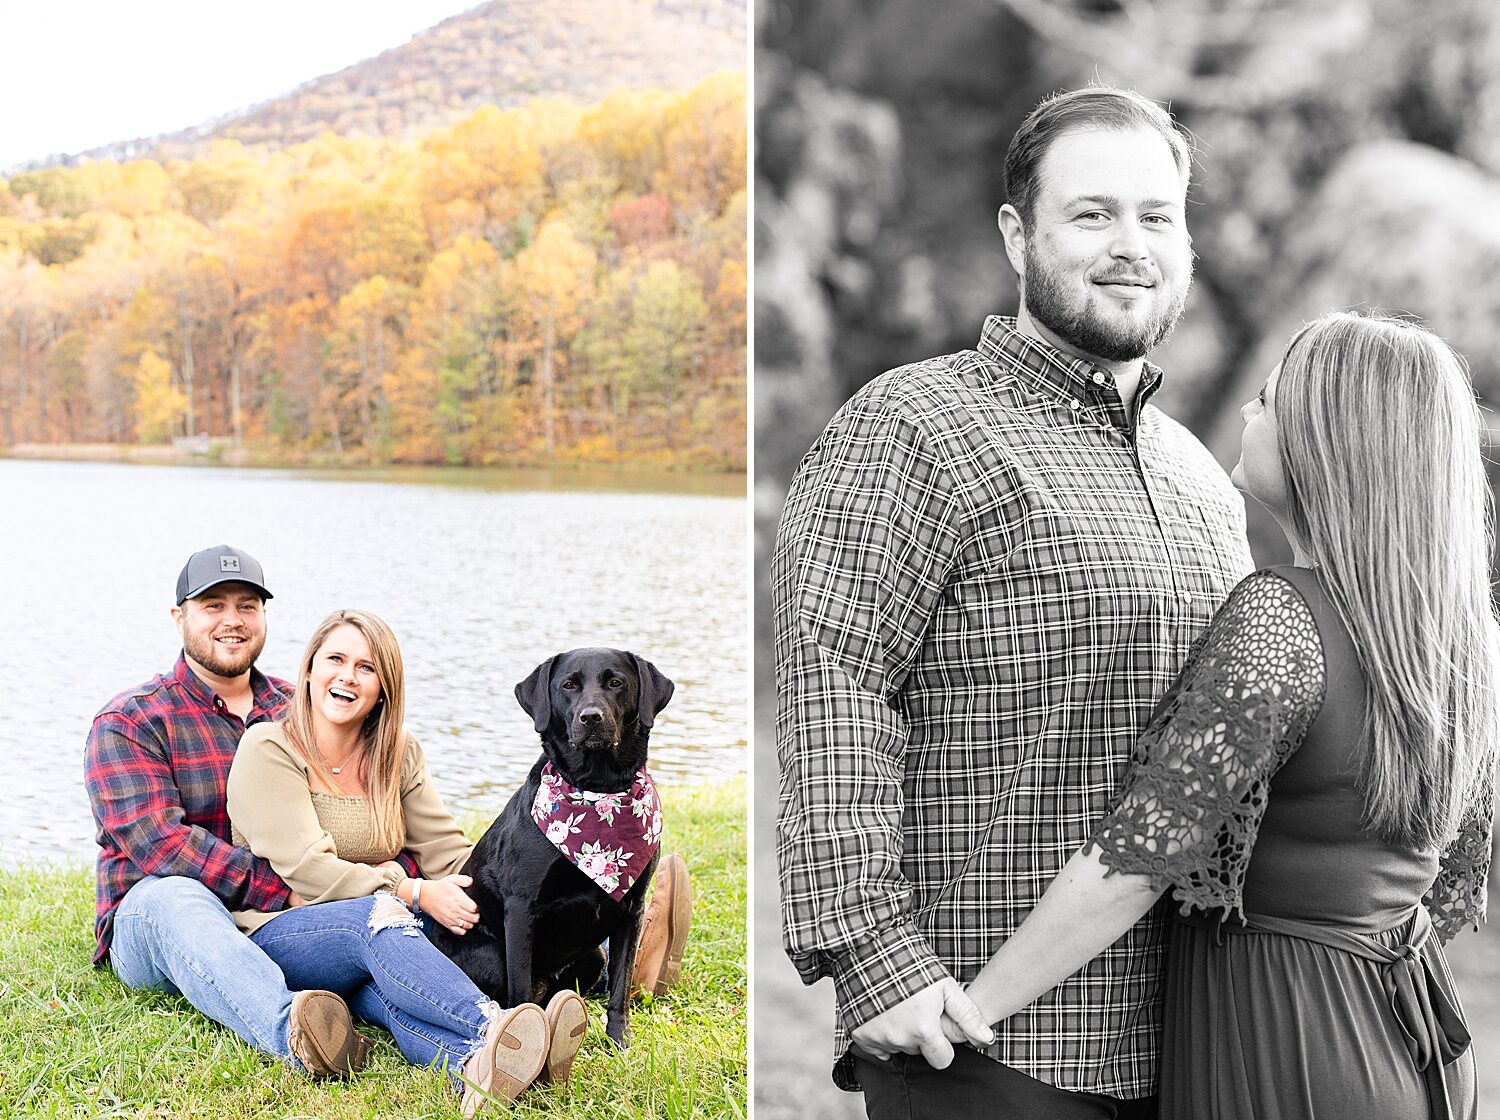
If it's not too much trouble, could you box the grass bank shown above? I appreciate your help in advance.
[0,777,745,1119]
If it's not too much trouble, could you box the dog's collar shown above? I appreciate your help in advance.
[531,762,663,902]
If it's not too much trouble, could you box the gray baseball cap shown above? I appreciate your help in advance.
[175,545,273,605]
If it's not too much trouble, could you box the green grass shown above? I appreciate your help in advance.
[0,777,746,1119]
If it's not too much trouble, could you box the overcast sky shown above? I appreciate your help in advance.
[0,1,483,169]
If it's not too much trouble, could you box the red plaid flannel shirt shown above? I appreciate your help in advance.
[84,655,294,963]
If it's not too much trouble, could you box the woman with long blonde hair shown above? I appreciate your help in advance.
[932,311,1497,1118]
[227,609,588,1113]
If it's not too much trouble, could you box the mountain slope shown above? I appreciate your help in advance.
[70,0,746,166]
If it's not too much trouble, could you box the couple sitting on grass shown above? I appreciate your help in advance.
[83,545,691,1114]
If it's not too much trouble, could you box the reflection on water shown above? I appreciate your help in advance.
[0,459,747,866]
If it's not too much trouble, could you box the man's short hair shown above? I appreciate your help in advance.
[1003,86,1194,230]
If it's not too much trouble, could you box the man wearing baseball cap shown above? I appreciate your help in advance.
[84,545,367,1078]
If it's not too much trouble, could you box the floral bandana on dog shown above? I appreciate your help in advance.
[531,762,663,901]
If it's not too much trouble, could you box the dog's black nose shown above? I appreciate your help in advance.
[579,707,604,726]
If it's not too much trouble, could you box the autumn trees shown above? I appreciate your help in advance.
[0,73,746,470]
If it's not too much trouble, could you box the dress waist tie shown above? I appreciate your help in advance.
[1177,905,1470,1120]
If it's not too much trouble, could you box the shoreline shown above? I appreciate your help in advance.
[1,448,749,498]
[0,442,748,476]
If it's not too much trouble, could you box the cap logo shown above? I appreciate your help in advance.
[220,556,241,572]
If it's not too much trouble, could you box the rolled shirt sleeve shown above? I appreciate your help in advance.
[773,396,962,1027]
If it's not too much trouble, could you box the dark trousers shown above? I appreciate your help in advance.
[854,1045,1158,1120]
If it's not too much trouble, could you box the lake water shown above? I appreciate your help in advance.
[0,459,747,866]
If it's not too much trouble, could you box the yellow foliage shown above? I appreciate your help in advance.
[420,104,548,234]
[514,218,597,329]
[580,90,674,195]
[133,349,186,444]
[84,160,172,220]
[657,72,747,219]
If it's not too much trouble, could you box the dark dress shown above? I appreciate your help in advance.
[1093,566,1490,1120]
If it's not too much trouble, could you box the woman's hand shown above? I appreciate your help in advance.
[940,1009,976,1045]
[417,873,481,935]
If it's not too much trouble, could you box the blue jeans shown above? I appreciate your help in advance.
[250,892,495,1082]
[109,875,303,1066]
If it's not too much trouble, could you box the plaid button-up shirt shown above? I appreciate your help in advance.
[85,655,293,963]
[772,316,1253,1096]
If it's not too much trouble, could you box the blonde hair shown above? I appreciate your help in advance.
[282,609,409,854]
[1275,310,1500,848]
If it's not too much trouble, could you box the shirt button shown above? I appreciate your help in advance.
[1091,372,1106,385]
[1180,591,1193,605]
[1069,398,1081,411]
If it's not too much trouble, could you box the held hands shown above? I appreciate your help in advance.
[850,978,994,1069]
[941,997,987,1045]
[416,873,480,935]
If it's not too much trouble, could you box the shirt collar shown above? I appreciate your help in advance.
[976,315,1164,411]
[171,652,286,720]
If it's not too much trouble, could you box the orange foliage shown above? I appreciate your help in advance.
[609,194,675,248]
[0,77,746,469]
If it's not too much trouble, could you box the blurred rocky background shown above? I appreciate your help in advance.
[753,1,1500,1116]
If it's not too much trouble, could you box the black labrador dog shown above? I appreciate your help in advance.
[428,647,674,1046]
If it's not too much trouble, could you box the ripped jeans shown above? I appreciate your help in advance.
[249,892,496,1082]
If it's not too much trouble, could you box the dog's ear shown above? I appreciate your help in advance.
[628,653,675,729]
[515,656,556,734]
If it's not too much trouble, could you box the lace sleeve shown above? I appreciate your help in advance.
[1091,570,1326,920]
[1425,765,1495,942]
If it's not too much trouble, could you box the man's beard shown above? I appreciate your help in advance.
[1023,248,1191,363]
[183,629,265,678]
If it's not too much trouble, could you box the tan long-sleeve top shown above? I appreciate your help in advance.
[226,721,474,933]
